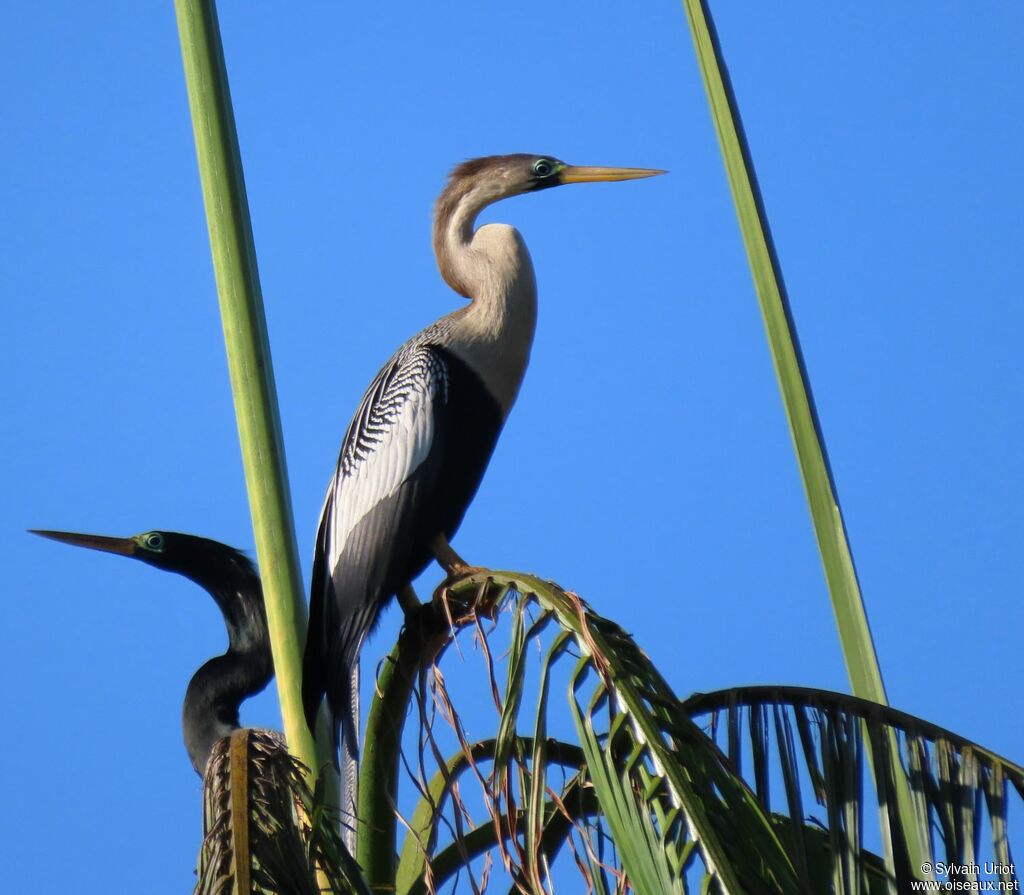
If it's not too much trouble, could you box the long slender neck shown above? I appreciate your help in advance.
[433,180,490,299]
[432,178,538,414]
[181,574,273,776]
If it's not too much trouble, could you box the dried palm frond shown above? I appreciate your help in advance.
[195,727,370,895]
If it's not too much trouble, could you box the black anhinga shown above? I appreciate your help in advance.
[302,154,664,802]
[30,528,273,775]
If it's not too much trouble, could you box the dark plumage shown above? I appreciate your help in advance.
[30,528,273,775]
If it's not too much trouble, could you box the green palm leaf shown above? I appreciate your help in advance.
[389,572,802,894]
[685,686,1024,892]
[375,574,1022,894]
[679,0,881,706]
[678,1,929,877]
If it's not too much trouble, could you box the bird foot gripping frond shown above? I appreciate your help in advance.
[429,570,516,666]
[437,564,491,595]
[432,569,508,623]
[379,569,511,677]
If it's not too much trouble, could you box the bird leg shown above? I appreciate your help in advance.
[397,583,421,614]
[429,532,479,577]
[396,584,452,664]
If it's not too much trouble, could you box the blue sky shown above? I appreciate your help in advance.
[2,3,1021,890]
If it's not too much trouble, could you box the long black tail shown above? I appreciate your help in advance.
[303,635,360,853]
[337,661,360,853]
[301,618,330,757]
[320,654,360,854]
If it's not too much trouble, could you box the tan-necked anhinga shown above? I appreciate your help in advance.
[303,154,664,810]
[30,529,273,775]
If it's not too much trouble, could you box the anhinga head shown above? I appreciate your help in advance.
[31,528,272,775]
[433,154,664,298]
[31,528,239,580]
[440,153,664,210]
[30,529,262,618]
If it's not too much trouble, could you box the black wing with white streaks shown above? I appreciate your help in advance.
[302,342,449,756]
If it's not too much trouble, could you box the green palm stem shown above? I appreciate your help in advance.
[357,627,429,886]
[680,0,928,875]
[395,735,589,895]
[358,590,516,888]
[173,0,332,785]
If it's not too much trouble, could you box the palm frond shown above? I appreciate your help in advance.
[196,572,1021,894]
[382,574,1022,893]
[685,686,1024,891]
[195,728,371,895]
[678,2,929,874]
[391,572,802,895]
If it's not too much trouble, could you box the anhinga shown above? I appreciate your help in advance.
[31,529,362,886]
[303,154,664,801]
[30,528,273,776]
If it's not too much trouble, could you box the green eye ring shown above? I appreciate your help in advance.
[143,532,165,551]
[532,158,555,177]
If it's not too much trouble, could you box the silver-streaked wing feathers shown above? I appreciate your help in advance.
[304,343,450,753]
[327,345,446,567]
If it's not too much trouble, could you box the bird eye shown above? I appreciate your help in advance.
[532,159,554,177]
[144,532,165,550]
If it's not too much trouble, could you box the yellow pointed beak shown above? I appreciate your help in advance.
[559,165,666,184]
[29,529,139,557]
